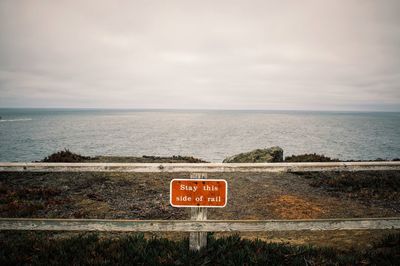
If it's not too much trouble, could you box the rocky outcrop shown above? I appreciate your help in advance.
[223,146,283,163]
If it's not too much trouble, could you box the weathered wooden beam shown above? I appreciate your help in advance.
[190,173,208,251]
[0,162,399,173]
[1,218,399,232]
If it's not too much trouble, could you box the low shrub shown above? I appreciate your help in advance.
[42,149,91,163]
[285,153,339,162]
[142,155,208,163]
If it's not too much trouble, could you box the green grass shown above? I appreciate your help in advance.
[40,149,208,163]
[285,153,338,162]
[1,232,399,265]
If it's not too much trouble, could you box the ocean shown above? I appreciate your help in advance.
[0,108,399,162]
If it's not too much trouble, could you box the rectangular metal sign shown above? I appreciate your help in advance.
[170,179,227,207]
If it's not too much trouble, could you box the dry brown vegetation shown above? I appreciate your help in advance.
[1,150,399,263]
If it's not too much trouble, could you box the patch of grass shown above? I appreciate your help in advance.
[42,149,92,163]
[287,153,400,203]
[285,153,399,163]
[140,155,207,163]
[285,153,339,162]
[41,150,208,163]
[91,155,208,163]
[0,184,66,217]
[0,232,399,265]
[368,233,400,265]
[301,171,400,202]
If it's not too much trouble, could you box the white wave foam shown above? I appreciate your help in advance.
[0,118,33,122]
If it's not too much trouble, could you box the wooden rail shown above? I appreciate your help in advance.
[0,161,399,173]
[1,218,399,232]
[1,161,399,251]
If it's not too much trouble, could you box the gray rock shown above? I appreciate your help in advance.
[223,146,284,163]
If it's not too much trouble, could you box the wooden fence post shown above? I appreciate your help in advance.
[189,172,207,251]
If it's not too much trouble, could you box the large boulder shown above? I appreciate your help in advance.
[223,146,284,163]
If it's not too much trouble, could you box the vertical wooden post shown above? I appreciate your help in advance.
[189,172,207,251]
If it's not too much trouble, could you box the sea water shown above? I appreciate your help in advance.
[0,108,399,162]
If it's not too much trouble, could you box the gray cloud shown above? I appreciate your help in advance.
[0,0,399,110]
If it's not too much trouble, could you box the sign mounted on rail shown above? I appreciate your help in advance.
[170,179,227,207]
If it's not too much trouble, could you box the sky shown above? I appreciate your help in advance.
[0,0,399,111]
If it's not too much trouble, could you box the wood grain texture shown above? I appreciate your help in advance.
[0,161,399,173]
[190,173,208,251]
[1,218,399,232]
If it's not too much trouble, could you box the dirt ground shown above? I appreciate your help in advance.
[1,169,399,250]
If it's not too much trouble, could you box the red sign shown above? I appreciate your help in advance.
[170,179,227,207]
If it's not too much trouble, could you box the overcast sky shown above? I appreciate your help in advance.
[0,1,399,111]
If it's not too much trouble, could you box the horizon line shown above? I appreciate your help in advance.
[0,107,399,113]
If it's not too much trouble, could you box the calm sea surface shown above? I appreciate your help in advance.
[0,109,399,162]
